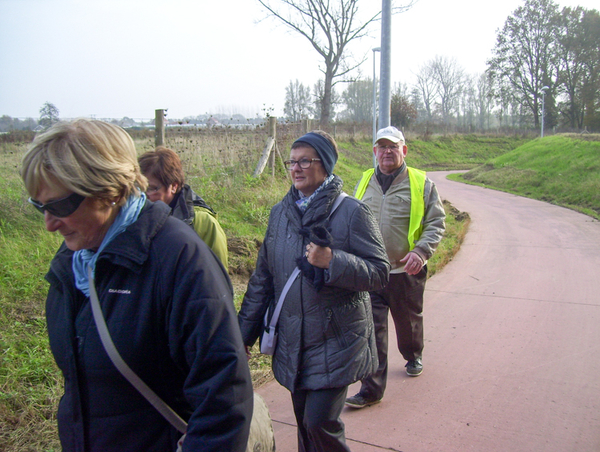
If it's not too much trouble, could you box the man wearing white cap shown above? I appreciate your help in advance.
[346,126,446,409]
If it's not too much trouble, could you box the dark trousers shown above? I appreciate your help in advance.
[360,268,427,399]
[291,386,350,452]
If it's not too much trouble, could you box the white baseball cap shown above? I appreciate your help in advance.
[375,126,405,144]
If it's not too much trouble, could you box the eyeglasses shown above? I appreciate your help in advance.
[377,144,400,151]
[28,192,86,218]
[146,185,162,194]
[283,158,321,170]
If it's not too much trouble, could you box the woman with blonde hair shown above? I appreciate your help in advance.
[21,118,253,452]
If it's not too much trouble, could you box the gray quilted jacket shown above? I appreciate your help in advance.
[238,176,390,391]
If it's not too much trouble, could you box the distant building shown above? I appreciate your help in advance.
[206,117,221,128]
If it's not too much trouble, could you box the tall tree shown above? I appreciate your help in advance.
[475,73,494,131]
[579,9,600,131]
[39,102,60,129]
[340,79,373,123]
[310,79,340,122]
[431,55,464,126]
[458,74,476,132]
[556,7,600,130]
[415,61,438,122]
[256,0,415,126]
[487,0,560,128]
[409,86,426,124]
[390,91,417,130]
[284,79,312,121]
[0,115,15,132]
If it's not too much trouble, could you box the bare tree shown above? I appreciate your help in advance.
[475,73,494,130]
[284,79,312,121]
[310,79,340,122]
[415,62,438,122]
[431,55,464,127]
[493,80,530,130]
[409,86,425,124]
[256,0,416,126]
[458,74,476,132]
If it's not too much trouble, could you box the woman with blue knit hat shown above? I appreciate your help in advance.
[239,130,390,451]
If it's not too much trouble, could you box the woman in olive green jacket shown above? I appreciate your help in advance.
[139,147,228,268]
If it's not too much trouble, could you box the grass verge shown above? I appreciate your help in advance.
[455,134,600,220]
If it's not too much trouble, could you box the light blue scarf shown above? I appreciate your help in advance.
[72,193,146,296]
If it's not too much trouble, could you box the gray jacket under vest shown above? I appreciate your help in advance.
[359,166,446,273]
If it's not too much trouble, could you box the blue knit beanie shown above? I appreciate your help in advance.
[292,132,338,176]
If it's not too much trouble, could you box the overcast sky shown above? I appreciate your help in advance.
[1,0,597,120]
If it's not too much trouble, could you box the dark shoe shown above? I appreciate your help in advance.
[406,358,423,377]
[345,393,382,409]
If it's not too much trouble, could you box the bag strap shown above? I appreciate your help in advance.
[264,192,349,332]
[88,266,188,434]
[329,192,348,219]
[264,266,301,333]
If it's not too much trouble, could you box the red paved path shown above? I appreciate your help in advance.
[256,171,600,451]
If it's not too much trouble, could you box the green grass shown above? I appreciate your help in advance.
[0,167,63,451]
[404,133,533,171]
[0,129,505,451]
[330,133,532,191]
[457,134,600,220]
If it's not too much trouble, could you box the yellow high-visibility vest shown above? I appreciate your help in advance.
[355,167,426,250]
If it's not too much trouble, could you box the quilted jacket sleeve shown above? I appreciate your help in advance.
[326,200,390,292]
[238,215,276,347]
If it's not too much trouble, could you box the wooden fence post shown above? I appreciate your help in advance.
[155,109,166,147]
[301,118,312,134]
[267,117,276,174]
[253,117,277,177]
[268,116,276,140]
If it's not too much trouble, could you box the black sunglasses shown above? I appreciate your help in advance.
[28,192,86,218]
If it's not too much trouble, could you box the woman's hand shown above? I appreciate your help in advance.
[245,345,252,361]
[306,242,332,269]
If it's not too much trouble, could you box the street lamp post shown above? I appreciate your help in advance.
[540,86,549,138]
[372,47,381,168]
[379,0,392,129]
